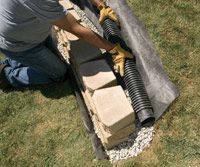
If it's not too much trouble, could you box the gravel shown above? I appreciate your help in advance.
[72,3,155,163]
[106,123,155,162]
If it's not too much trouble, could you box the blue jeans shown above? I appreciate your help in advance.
[0,38,68,87]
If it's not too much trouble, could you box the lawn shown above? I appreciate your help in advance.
[0,0,200,166]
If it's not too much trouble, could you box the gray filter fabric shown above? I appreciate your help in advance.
[79,0,179,120]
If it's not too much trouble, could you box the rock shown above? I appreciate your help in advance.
[79,59,117,93]
[69,40,102,66]
[93,86,135,134]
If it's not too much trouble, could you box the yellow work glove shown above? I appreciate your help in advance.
[109,44,134,76]
[98,3,119,25]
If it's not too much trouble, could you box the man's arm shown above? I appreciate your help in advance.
[52,12,133,76]
[52,13,114,51]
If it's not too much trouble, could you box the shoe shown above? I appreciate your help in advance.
[0,64,11,89]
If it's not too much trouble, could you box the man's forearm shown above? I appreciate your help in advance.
[70,24,114,51]
[52,13,114,51]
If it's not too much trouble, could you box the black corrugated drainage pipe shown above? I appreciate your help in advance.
[102,18,155,125]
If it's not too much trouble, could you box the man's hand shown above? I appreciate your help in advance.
[109,44,134,76]
[98,4,119,25]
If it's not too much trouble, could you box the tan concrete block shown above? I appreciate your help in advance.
[59,0,73,9]
[81,90,94,116]
[92,86,135,134]
[92,116,133,150]
[60,30,69,43]
[64,31,79,41]
[84,90,97,114]
[69,40,102,65]
[103,136,129,150]
[79,60,117,93]
[99,122,134,143]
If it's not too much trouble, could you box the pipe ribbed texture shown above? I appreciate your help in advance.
[102,19,131,52]
[102,19,155,125]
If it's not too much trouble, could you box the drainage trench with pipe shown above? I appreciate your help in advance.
[60,1,179,161]
[53,0,180,162]
[63,2,159,161]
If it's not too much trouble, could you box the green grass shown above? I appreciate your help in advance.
[0,0,200,166]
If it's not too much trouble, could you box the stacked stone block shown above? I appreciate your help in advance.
[55,0,135,149]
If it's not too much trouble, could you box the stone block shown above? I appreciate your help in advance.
[103,136,129,150]
[92,86,135,134]
[84,90,97,114]
[93,116,134,149]
[79,60,117,93]
[65,31,79,41]
[99,122,134,143]
[81,90,94,116]
[69,40,102,66]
